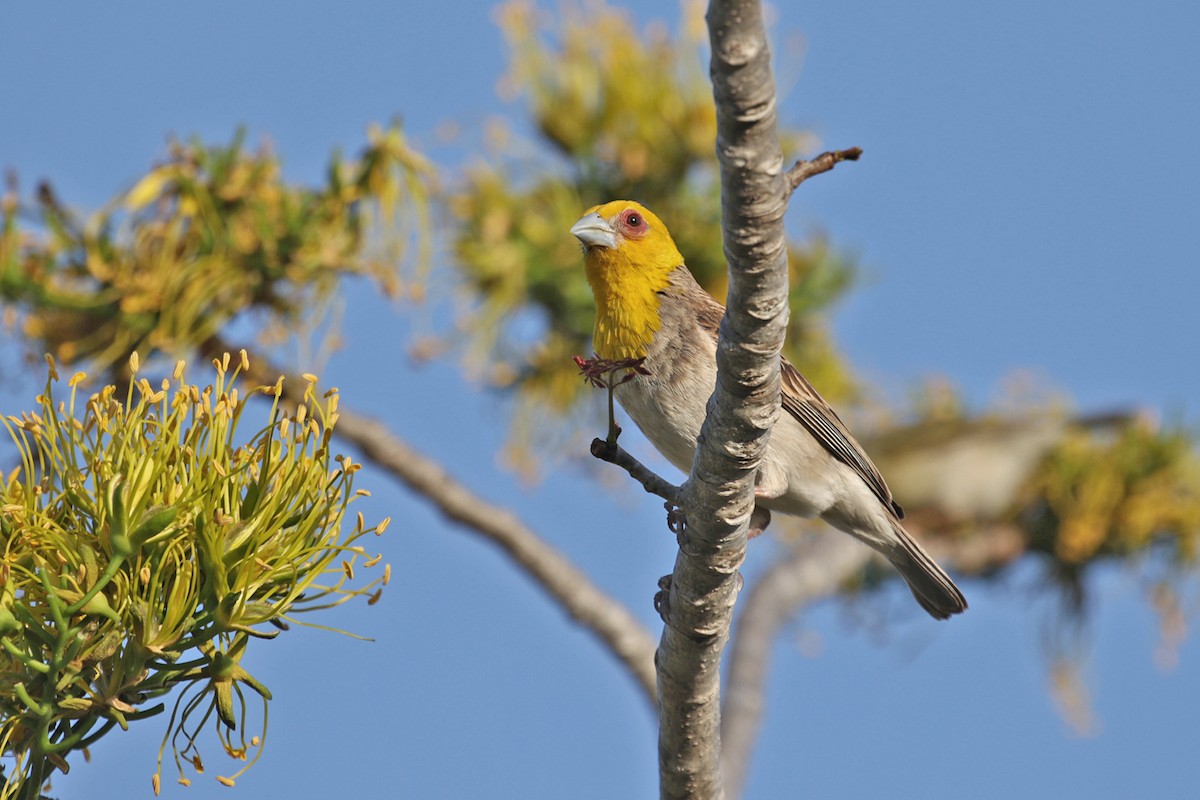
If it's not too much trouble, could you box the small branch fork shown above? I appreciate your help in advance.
[574,355,683,510]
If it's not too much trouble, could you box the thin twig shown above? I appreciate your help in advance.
[589,437,682,507]
[784,147,863,194]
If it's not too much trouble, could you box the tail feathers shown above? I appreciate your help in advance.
[887,522,967,620]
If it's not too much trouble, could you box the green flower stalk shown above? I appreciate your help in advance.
[0,352,390,796]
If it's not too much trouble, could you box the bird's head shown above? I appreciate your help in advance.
[570,201,684,359]
[571,199,686,286]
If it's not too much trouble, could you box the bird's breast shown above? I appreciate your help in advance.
[615,370,709,476]
[611,314,719,475]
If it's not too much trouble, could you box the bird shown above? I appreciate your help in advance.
[570,200,967,619]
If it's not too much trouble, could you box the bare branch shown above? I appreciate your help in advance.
[590,437,682,507]
[720,523,1027,797]
[330,408,660,703]
[784,147,863,194]
[720,534,871,798]
[655,1,791,797]
[205,339,660,705]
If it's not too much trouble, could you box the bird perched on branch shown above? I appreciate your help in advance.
[571,200,967,619]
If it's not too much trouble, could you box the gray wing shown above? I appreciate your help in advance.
[778,360,903,518]
[671,267,903,518]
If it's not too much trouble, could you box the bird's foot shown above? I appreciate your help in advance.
[654,574,672,621]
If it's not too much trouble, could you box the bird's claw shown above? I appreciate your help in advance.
[654,574,672,620]
[665,502,686,534]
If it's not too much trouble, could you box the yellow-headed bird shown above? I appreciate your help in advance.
[571,201,967,619]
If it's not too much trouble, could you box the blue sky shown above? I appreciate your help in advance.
[3,1,1199,798]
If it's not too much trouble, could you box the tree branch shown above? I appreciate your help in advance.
[203,339,660,706]
[719,523,1027,797]
[720,534,871,798]
[590,437,682,507]
[784,147,862,194]
[655,2,790,797]
[330,407,661,703]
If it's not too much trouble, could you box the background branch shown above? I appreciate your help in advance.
[205,339,661,705]
[331,408,661,703]
[719,522,1028,797]
[720,534,871,799]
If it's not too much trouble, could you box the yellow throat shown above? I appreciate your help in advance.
[575,201,683,361]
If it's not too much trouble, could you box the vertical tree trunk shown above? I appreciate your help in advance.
[656,1,790,797]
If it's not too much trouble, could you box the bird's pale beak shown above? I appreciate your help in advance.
[570,212,618,250]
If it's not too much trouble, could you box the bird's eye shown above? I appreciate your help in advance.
[626,212,642,227]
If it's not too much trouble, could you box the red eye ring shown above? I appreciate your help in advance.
[625,212,642,227]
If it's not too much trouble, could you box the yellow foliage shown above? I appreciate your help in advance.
[1028,422,1200,564]
[496,0,716,175]
[0,127,432,378]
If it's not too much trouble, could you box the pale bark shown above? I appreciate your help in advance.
[655,2,790,798]
[590,437,683,507]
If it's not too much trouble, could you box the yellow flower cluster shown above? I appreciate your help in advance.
[0,353,389,795]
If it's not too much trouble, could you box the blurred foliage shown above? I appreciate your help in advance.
[0,124,431,380]
[864,377,1200,726]
[873,378,1200,579]
[0,353,388,796]
[853,392,1200,729]
[446,0,858,466]
[881,395,1200,567]
[1025,421,1200,565]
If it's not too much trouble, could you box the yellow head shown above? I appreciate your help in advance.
[570,201,684,360]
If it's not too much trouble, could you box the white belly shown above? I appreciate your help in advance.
[615,372,851,522]
[614,373,704,476]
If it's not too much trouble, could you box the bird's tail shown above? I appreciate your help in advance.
[886,521,967,620]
